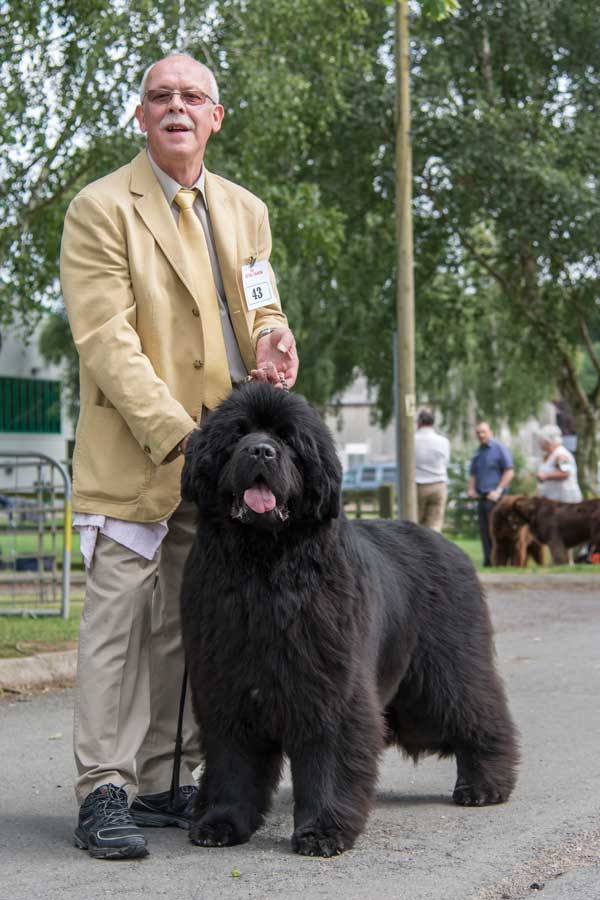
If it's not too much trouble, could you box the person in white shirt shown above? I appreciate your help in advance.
[415,409,451,532]
[536,424,582,502]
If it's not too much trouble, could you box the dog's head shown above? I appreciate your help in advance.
[510,496,539,524]
[181,383,342,532]
[491,496,527,534]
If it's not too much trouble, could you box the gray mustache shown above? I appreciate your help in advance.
[159,114,195,131]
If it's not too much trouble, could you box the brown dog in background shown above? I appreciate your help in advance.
[490,496,545,566]
[511,496,600,564]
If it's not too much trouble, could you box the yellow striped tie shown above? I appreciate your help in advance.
[174,188,232,409]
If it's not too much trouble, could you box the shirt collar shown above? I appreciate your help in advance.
[146,150,208,209]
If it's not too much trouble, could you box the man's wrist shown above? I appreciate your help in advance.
[163,430,195,464]
[256,327,275,344]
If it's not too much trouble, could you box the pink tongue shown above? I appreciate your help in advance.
[243,485,277,514]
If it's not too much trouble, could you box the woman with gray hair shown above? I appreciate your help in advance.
[536,424,582,502]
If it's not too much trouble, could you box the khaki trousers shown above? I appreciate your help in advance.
[73,501,201,803]
[417,482,448,533]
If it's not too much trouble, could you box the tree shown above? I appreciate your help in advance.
[412,0,600,491]
[0,0,212,327]
[1,0,391,410]
[3,1,599,492]
[356,0,600,492]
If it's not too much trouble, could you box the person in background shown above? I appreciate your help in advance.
[415,408,450,533]
[536,424,582,502]
[467,422,514,567]
[60,52,298,860]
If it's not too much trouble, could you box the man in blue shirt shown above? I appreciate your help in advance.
[468,422,514,566]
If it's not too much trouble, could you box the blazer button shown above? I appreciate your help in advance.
[144,445,151,454]
[193,359,203,369]
[192,308,200,317]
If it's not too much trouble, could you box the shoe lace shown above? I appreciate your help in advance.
[95,785,135,826]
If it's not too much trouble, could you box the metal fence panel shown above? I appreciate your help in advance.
[0,452,71,617]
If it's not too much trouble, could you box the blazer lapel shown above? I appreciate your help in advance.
[130,151,197,299]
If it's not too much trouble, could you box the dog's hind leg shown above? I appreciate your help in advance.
[289,684,383,857]
[548,539,569,564]
[189,736,282,847]
[451,687,519,806]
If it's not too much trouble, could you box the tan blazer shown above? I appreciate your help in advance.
[60,150,288,521]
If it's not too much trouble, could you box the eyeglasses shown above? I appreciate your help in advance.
[143,89,216,107]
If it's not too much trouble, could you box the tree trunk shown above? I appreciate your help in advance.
[560,384,599,496]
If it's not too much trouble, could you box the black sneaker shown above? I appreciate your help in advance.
[73,784,148,860]
[130,785,197,829]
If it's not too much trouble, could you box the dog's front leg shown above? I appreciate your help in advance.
[190,735,282,848]
[289,696,383,857]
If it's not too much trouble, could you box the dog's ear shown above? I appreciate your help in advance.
[295,425,342,522]
[180,429,212,505]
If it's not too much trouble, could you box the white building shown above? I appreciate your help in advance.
[0,325,73,467]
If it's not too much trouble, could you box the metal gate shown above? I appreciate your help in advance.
[0,451,71,617]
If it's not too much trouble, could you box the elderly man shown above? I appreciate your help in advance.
[61,52,298,859]
[467,422,514,567]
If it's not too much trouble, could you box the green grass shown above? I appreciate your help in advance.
[446,534,599,574]
[0,599,83,658]
[0,527,84,567]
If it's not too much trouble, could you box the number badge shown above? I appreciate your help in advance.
[242,260,273,310]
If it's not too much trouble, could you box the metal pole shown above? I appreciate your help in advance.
[395,0,417,521]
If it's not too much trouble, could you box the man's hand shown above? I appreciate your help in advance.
[487,489,501,501]
[467,487,478,499]
[251,327,299,389]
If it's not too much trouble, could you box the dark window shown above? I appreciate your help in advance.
[0,377,62,433]
[360,467,377,482]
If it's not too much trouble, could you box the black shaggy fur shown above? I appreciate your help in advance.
[180,383,519,857]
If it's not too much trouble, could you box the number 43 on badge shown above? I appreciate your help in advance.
[242,260,273,310]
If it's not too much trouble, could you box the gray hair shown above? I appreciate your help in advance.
[538,424,563,446]
[139,52,219,103]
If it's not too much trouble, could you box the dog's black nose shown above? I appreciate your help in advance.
[248,442,277,461]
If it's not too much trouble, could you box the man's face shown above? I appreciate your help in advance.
[475,423,492,446]
[135,56,224,173]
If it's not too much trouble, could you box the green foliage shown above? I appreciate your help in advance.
[419,0,460,21]
[405,0,600,488]
[1,0,599,493]
[2,0,392,409]
[444,451,478,537]
[359,0,600,488]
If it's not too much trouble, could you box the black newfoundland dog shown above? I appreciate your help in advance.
[180,383,518,857]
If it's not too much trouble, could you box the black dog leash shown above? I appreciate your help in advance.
[169,663,188,808]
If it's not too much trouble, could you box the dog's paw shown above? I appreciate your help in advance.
[190,818,242,847]
[292,826,347,857]
[452,779,504,806]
